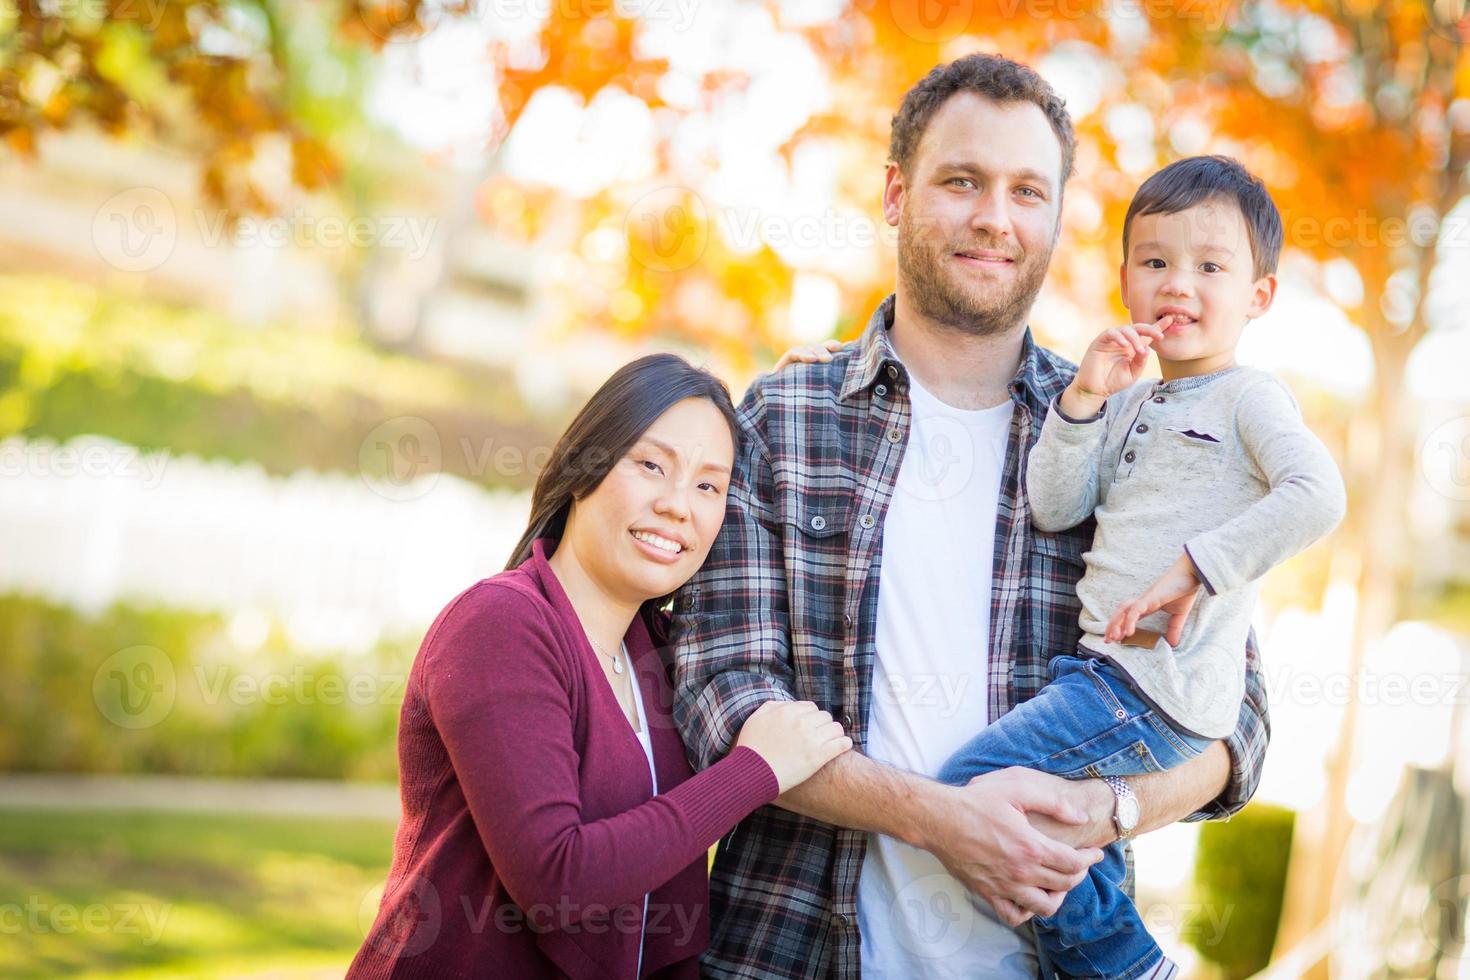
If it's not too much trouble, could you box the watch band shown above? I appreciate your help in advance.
[1104,775,1138,841]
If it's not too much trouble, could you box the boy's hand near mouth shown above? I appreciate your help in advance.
[1059,316,1174,419]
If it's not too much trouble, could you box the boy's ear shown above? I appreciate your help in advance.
[1247,273,1278,319]
[882,163,905,227]
[1118,259,1129,300]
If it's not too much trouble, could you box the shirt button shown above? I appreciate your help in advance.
[841,712,854,729]
[1153,395,1166,404]
[886,364,899,379]
[1136,423,1149,434]
[810,515,827,531]
[859,514,876,529]
[1124,451,1136,463]
[875,384,888,397]
[832,912,851,929]
[887,428,902,443]
[843,613,853,631]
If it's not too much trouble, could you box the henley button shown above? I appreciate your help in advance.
[1153,395,1166,404]
[1124,451,1136,463]
[1136,423,1149,433]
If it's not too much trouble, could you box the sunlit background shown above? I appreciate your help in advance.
[1,0,1468,977]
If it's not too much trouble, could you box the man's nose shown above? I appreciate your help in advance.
[969,186,1012,239]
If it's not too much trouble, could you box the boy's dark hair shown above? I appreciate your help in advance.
[1122,155,1283,278]
[889,53,1076,189]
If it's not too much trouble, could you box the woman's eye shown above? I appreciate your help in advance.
[699,482,722,494]
[640,460,663,474]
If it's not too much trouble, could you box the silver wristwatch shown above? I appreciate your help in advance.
[1104,775,1139,841]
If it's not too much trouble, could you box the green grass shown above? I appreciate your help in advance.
[0,808,396,979]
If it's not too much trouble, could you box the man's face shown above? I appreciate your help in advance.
[887,92,1064,336]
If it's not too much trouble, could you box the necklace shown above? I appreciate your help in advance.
[587,636,625,675]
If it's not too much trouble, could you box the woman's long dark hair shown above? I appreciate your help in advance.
[506,354,740,593]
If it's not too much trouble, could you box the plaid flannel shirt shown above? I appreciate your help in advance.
[671,294,1271,980]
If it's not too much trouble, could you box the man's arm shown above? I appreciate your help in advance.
[776,749,1104,927]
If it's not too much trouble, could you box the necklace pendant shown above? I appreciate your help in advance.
[612,656,623,675]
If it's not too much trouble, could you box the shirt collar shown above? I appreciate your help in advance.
[840,293,1054,407]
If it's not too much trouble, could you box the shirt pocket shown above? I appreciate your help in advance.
[1163,424,1228,479]
[777,488,852,708]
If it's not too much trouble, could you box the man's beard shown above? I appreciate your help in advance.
[897,207,1052,337]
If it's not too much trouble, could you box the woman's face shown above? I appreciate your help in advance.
[563,396,735,606]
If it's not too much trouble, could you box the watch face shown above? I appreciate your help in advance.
[1119,796,1140,829]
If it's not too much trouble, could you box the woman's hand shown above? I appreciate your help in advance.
[1059,317,1171,418]
[771,339,845,373]
[734,699,852,793]
[1105,552,1203,646]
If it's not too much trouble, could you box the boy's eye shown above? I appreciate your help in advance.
[1143,258,1166,269]
[1200,261,1222,273]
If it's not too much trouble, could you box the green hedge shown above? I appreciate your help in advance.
[1188,802,1295,977]
[0,594,412,781]
[0,273,556,489]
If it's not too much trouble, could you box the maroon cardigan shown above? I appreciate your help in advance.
[349,537,778,980]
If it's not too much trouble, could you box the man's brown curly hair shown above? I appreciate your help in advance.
[889,53,1076,188]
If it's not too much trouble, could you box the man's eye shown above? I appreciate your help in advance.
[1017,187,1041,199]
[949,177,974,188]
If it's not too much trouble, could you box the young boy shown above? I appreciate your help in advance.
[934,155,1347,979]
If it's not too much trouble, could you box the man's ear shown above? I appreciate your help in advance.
[882,163,904,227]
[1247,273,1278,319]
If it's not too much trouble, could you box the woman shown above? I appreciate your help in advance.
[350,353,852,979]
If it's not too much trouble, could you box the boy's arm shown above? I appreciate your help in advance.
[1025,392,1112,532]
[1184,378,1347,595]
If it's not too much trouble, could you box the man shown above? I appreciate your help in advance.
[671,53,1269,979]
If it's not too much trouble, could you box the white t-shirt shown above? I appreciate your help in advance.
[626,643,657,979]
[856,376,1037,979]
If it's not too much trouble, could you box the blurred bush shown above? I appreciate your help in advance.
[1188,801,1296,978]
[0,594,411,781]
[0,273,553,488]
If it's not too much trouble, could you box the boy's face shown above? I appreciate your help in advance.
[1119,199,1276,366]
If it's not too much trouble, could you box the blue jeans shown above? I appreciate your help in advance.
[936,652,1213,980]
